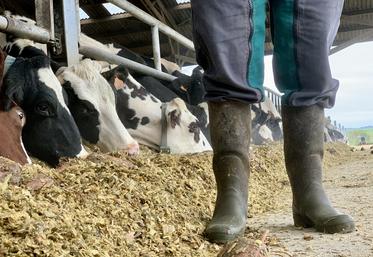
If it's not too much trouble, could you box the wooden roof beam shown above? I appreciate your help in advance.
[341,14,373,27]
[172,3,191,11]
[330,28,373,55]
[342,8,373,16]
[81,12,133,25]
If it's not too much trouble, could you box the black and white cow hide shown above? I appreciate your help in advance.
[101,66,212,153]
[133,74,210,143]
[251,98,283,145]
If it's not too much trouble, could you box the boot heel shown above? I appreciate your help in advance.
[293,213,313,228]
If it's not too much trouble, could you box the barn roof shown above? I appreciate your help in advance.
[1,0,373,65]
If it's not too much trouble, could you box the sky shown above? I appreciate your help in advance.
[184,42,373,129]
[263,42,373,129]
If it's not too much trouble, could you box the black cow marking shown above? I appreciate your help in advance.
[116,89,141,130]
[102,67,145,130]
[141,117,150,126]
[188,122,201,143]
[169,110,181,129]
[117,47,147,66]
[127,80,149,101]
[63,81,100,144]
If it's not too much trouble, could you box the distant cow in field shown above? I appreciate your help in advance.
[56,59,140,154]
[102,65,212,153]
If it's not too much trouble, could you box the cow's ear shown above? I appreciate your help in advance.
[113,75,126,90]
[115,66,129,83]
[2,58,27,111]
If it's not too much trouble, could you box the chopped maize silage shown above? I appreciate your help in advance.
[0,142,350,257]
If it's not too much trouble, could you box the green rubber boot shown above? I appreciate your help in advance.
[282,105,355,234]
[205,101,251,243]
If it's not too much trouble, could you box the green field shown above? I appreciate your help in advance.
[346,128,373,146]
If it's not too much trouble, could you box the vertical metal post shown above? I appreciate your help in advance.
[62,0,80,66]
[152,25,161,71]
[35,0,54,54]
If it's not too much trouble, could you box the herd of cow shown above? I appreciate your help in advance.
[0,14,284,167]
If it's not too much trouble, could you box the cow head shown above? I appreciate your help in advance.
[189,66,205,105]
[103,65,212,153]
[0,105,31,165]
[165,98,212,153]
[2,55,87,166]
[58,59,139,154]
[0,48,30,165]
[170,67,205,106]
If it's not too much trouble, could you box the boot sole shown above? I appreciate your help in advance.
[293,213,355,234]
[204,227,246,244]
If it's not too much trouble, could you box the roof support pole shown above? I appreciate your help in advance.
[151,25,162,71]
[107,0,195,51]
[35,0,54,54]
[62,0,80,66]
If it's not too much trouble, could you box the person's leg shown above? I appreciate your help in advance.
[191,0,267,243]
[270,0,355,233]
[191,0,266,103]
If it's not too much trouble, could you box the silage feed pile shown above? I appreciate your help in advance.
[0,143,349,257]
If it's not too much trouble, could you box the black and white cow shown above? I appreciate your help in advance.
[2,45,88,166]
[166,67,205,106]
[56,59,140,154]
[101,65,212,153]
[251,98,283,145]
[133,75,210,143]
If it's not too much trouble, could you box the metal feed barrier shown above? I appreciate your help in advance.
[0,0,282,114]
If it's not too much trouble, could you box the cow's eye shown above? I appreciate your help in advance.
[79,105,95,115]
[35,102,53,117]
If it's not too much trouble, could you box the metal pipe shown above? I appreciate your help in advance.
[152,25,161,71]
[79,46,176,81]
[107,0,194,51]
[0,15,51,43]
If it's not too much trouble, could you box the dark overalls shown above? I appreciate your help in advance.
[191,0,344,108]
